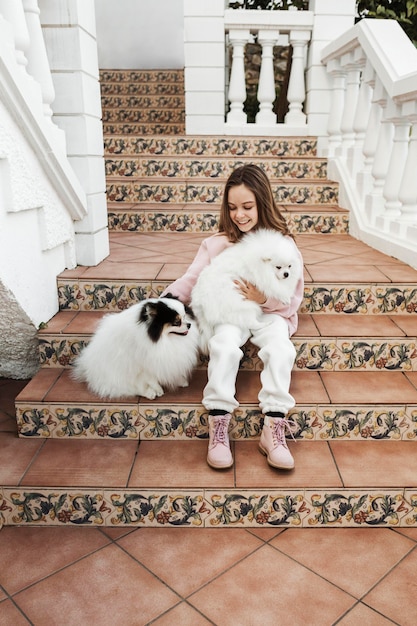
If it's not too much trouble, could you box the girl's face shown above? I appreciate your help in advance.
[227,184,258,233]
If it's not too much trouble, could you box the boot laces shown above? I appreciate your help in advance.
[212,416,230,446]
[271,418,296,448]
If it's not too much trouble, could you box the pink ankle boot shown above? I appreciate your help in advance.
[259,415,295,470]
[207,414,233,469]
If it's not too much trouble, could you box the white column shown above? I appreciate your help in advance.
[255,29,279,126]
[227,29,250,126]
[398,118,417,221]
[284,30,310,126]
[23,0,55,118]
[0,0,30,68]
[325,59,346,157]
[382,101,411,216]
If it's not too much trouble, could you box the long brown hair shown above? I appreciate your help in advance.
[218,164,291,242]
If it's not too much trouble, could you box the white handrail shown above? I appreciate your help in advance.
[322,18,417,268]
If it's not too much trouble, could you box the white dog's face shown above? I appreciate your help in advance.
[274,263,293,281]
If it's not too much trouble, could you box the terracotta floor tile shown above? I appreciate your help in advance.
[307,264,389,283]
[235,441,342,488]
[295,314,320,336]
[151,602,213,626]
[0,527,110,594]
[330,440,417,487]
[157,262,195,280]
[37,310,77,333]
[21,439,138,487]
[0,600,30,625]
[405,371,417,390]
[320,371,417,404]
[117,527,262,597]
[363,548,417,625]
[271,528,414,598]
[378,264,417,282]
[128,440,235,488]
[336,602,397,625]
[15,369,61,402]
[149,369,207,405]
[0,432,43,485]
[65,311,106,334]
[290,371,330,404]
[43,369,139,403]
[83,259,163,278]
[14,544,179,626]
[392,315,417,336]
[313,315,406,337]
[189,544,355,625]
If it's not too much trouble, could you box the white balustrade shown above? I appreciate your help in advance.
[339,53,361,153]
[326,60,346,156]
[348,60,373,176]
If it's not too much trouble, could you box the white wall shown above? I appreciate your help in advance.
[95,0,184,69]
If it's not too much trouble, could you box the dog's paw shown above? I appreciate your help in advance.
[178,379,190,388]
[141,383,164,399]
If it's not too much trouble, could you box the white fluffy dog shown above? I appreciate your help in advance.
[72,297,200,399]
[191,229,302,348]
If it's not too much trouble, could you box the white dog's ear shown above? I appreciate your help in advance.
[141,301,158,322]
[262,256,272,263]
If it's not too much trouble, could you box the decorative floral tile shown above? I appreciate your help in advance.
[403,491,417,526]
[108,210,219,233]
[205,490,310,527]
[2,489,106,526]
[304,490,410,527]
[104,157,328,180]
[103,109,185,124]
[57,281,153,311]
[138,405,207,440]
[105,182,338,205]
[103,123,186,135]
[99,70,184,83]
[103,490,212,527]
[101,95,184,110]
[16,404,142,439]
[301,285,417,315]
[103,136,318,157]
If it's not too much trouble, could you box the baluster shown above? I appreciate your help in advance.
[382,101,411,216]
[398,118,417,221]
[255,29,279,126]
[226,29,250,126]
[339,53,361,154]
[23,0,55,118]
[349,59,373,176]
[0,0,30,68]
[325,59,346,157]
[284,30,310,126]
[369,83,394,210]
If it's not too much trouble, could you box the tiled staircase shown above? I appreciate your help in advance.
[3,69,417,529]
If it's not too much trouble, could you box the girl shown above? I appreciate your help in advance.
[162,164,304,470]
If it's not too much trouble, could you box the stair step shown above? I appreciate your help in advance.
[100,81,184,96]
[15,368,417,440]
[107,202,348,234]
[37,311,416,371]
[100,69,184,84]
[106,179,339,205]
[101,95,184,110]
[102,123,186,135]
[103,135,318,157]
[104,156,329,180]
[2,428,417,527]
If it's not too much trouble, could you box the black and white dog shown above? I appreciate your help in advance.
[73,297,200,399]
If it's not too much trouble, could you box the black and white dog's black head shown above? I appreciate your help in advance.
[139,296,195,343]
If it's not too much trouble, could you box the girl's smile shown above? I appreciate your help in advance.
[228,184,258,232]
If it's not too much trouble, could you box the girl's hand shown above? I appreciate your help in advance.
[234,280,266,305]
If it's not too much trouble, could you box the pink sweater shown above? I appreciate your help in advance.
[162,232,304,336]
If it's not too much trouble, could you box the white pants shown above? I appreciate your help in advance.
[203,314,296,415]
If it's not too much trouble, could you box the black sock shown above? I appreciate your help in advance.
[209,409,228,416]
[266,411,286,419]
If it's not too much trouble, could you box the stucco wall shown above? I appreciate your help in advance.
[94,0,184,69]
